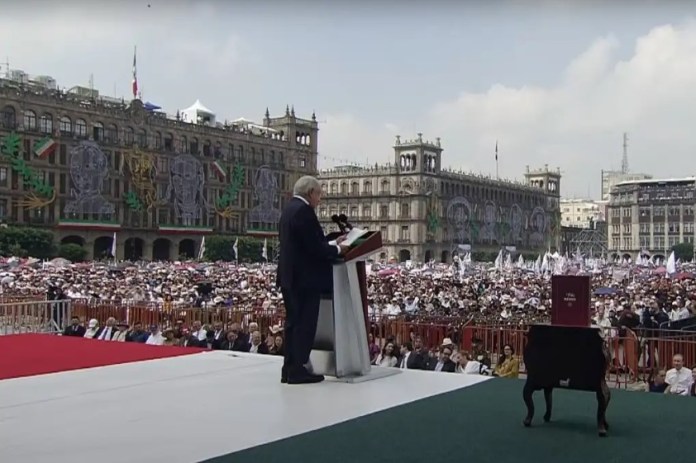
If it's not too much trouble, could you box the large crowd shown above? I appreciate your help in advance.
[1,253,696,394]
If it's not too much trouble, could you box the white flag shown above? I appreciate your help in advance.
[110,232,117,259]
[198,236,206,260]
[233,238,239,260]
[261,238,268,260]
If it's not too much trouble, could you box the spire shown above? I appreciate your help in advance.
[621,132,629,174]
[285,105,290,116]
[265,107,270,119]
[311,110,316,121]
[290,105,295,117]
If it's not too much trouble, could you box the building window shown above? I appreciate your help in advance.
[0,167,7,188]
[622,224,631,234]
[612,224,620,234]
[653,206,665,216]
[319,208,327,217]
[380,205,388,218]
[340,182,348,194]
[400,225,410,241]
[380,226,388,241]
[684,222,694,234]
[39,114,53,134]
[330,183,337,194]
[363,181,372,194]
[362,205,371,218]
[668,223,680,234]
[639,223,650,234]
[622,237,632,250]
[93,122,104,142]
[668,236,679,248]
[350,207,358,217]
[639,207,650,217]
[654,236,665,250]
[75,119,87,138]
[401,203,410,218]
[639,236,650,248]
[653,223,664,234]
[23,110,36,130]
[59,116,72,134]
[351,182,359,195]
[137,129,147,148]
[612,238,620,249]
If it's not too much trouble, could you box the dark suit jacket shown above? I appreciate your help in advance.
[407,349,430,370]
[249,342,269,354]
[430,359,457,373]
[277,196,339,292]
[63,325,86,337]
[93,326,118,340]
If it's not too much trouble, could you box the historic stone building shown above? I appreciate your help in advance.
[0,72,317,260]
[607,177,695,259]
[317,134,561,263]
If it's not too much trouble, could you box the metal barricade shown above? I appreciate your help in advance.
[0,299,72,335]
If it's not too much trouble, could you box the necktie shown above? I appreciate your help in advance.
[400,358,405,369]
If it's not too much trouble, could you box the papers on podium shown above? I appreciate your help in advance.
[343,228,368,246]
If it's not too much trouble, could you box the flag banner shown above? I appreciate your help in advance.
[212,160,227,179]
[33,137,57,158]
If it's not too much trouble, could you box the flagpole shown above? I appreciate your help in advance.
[495,140,499,180]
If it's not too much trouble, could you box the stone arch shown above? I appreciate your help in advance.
[178,239,196,259]
[653,254,665,261]
[622,253,632,261]
[153,238,172,261]
[441,250,449,263]
[60,235,85,246]
[93,236,114,259]
[399,249,411,262]
[610,252,620,260]
[124,237,144,261]
[424,250,433,262]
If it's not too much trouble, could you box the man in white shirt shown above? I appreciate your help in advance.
[145,325,164,346]
[664,354,693,396]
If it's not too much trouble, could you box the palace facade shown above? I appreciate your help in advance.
[607,177,696,259]
[0,72,317,260]
[317,134,561,263]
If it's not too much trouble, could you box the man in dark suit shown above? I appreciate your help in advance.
[277,175,349,385]
[429,346,457,373]
[62,316,86,337]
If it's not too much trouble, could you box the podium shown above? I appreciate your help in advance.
[550,275,591,327]
[309,231,401,383]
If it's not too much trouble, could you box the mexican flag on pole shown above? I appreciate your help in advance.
[34,137,57,158]
[212,160,227,179]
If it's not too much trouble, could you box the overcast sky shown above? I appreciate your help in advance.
[2,0,695,198]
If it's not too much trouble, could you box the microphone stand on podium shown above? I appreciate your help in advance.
[309,229,401,383]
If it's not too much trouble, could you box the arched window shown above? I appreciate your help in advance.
[1,106,16,128]
[39,113,53,134]
[75,119,87,138]
[23,110,36,130]
[93,121,104,141]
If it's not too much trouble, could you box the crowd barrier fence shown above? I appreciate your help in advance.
[0,299,71,335]
[5,298,696,387]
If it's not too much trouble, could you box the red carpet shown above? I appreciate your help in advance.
[0,334,205,380]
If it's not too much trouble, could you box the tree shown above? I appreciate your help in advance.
[0,226,55,258]
[57,243,87,262]
[203,235,276,262]
[671,242,694,262]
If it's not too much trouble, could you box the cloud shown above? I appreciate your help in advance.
[318,114,399,168]
[323,21,696,197]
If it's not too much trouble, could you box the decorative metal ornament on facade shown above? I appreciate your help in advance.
[64,141,114,216]
[164,154,207,224]
[122,149,159,211]
[446,197,472,243]
[248,165,281,225]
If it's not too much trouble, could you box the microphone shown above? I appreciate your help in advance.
[338,214,353,230]
[331,214,347,233]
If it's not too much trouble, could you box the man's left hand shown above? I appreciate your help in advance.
[336,234,347,244]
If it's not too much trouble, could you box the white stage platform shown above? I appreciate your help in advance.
[0,351,490,463]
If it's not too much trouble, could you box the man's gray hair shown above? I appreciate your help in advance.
[293,175,321,197]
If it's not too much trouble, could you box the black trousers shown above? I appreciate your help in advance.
[280,287,321,374]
